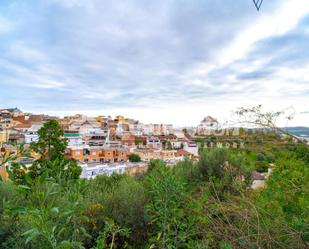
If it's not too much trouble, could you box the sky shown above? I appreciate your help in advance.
[0,0,309,126]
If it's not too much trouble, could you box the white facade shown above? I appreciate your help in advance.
[66,134,83,147]
[79,125,108,137]
[25,133,39,144]
[129,123,144,136]
[183,142,199,156]
[25,124,42,144]
[170,140,183,149]
[116,123,129,136]
[143,124,174,135]
[147,136,162,149]
[80,163,127,179]
[173,128,185,138]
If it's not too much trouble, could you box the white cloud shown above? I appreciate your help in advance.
[0,16,13,33]
[1,0,309,126]
[31,80,66,89]
[46,0,87,8]
[8,42,47,62]
[217,0,309,66]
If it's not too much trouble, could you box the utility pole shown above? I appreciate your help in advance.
[6,124,8,143]
[5,122,10,143]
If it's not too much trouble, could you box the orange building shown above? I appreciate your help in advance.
[121,132,135,147]
[66,147,128,163]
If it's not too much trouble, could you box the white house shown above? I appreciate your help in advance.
[173,128,186,139]
[80,163,127,179]
[147,136,162,149]
[183,142,199,156]
[25,124,42,144]
[143,124,174,136]
[65,133,83,147]
[170,139,183,149]
[129,123,144,136]
[78,121,109,146]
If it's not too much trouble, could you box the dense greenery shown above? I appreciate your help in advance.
[0,129,308,248]
[128,154,141,163]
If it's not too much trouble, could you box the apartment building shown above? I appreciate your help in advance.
[66,146,128,164]
[121,132,135,147]
[146,136,162,149]
[64,133,83,147]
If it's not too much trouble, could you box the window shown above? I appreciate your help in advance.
[83,149,90,156]
[75,151,81,156]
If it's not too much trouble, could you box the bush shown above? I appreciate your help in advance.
[256,158,309,247]
[145,165,197,248]
[256,152,266,161]
[128,153,141,162]
[198,149,228,180]
[1,139,308,248]
[256,161,268,173]
[148,159,166,172]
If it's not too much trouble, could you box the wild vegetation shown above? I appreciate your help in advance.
[0,120,308,248]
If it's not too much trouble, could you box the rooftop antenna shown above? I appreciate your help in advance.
[253,0,264,11]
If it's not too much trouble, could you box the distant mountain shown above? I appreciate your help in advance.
[283,127,309,138]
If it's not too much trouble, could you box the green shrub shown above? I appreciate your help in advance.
[128,153,141,162]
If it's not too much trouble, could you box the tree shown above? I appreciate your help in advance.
[31,120,67,160]
[235,105,302,142]
[198,149,249,197]
[128,153,141,162]
[27,120,81,182]
[29,157,82,181]
[198,149,228,180]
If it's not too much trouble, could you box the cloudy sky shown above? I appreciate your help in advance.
[0,0,308,126]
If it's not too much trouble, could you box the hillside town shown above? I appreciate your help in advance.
[0,107,224,179]
[1,107,308,184]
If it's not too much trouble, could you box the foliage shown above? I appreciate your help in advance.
[256,157,309,245]
[198,148,229,180]
[173,156,198,181]
[9,121,82,184]
[128,153,141,162]
[28,157,82,182]
[1,133,308,248]
[92,219,130,249]
[235,105,301,142]
[145,164,198,248]
[30,120,68,160]
[148,159,166,172]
